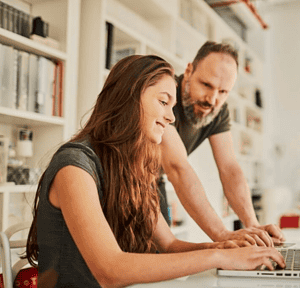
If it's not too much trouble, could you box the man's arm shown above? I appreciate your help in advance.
[160,125,238,242]
[209,131,285,244]
[209,131,258,227]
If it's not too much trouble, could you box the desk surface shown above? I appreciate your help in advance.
[131,269,300,288]
[130,229,300,288]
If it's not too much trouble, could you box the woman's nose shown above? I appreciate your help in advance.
[165,108,175,124]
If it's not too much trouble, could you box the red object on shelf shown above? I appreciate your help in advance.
[279,214,300,229]
[209,0,268,30]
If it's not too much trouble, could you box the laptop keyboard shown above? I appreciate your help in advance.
[268,249,300,271]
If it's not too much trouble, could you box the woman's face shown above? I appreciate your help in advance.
[140,74,176,144]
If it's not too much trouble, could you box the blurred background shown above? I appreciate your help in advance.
[0,0,299,244]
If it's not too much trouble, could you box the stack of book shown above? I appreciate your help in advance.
[0,43,64,117]
[0,1,49,39]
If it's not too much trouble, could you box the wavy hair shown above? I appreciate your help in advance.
[26,55,175,266]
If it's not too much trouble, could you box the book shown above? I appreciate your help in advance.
[52,62,58,116]
[105,22,114,70]
[0,44,3,105]
[1,0,30,14]
[1,45,16,109]
[17,50,29,111]
[1,2,9,30]
[45,59,55,116]
[51,61,63,117]
[27,53,39,112]
[36,56,48,114]
[57,61,64,117]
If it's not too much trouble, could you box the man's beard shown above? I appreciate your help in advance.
[181,81,219,129]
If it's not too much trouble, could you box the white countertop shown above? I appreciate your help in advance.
[130,268,300,288]
[129,229,300,288]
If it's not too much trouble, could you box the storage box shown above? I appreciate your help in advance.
[7,165,30,185]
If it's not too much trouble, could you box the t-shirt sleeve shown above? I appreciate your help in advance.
[210,102,231,136]
[52,148,98,180]
[44,145,103,199]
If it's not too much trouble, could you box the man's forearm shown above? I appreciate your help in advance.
[220,166,259,228]
[166,164,229,242]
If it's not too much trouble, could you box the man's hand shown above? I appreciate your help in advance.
[220,224,285,247]
[213,239,252,249]
[257,224,285,244]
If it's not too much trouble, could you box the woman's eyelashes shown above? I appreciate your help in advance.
[159,100,168,106]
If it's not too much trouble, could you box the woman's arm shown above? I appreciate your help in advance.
[152,213,252,253]
[51,166,285,288]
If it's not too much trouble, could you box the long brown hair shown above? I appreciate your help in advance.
[26,55,175,266]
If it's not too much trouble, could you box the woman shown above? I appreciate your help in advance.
[25,55,285,288]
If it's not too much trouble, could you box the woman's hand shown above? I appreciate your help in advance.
[216,246,286,271]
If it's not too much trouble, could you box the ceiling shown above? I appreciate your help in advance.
[205,0,300,30]
[251,0,300,8]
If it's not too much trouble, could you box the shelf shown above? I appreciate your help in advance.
[24,0,52,3]
[0,184,37,193]
[118,0,176,19]
[0,107,65,127]
[230,91,263,112]
[231,121,263,135]
[105,15,186,72]
[0,28,67,61]
[176,17,207,45]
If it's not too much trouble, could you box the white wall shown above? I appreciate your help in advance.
[261,3,300,210]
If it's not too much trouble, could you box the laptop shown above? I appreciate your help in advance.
[217,243,300,279]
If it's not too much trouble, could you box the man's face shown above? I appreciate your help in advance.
[182,52,237,129]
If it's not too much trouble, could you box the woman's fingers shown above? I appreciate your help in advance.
[218,246,286,271]
[269,249,286,269]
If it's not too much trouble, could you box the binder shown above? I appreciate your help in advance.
[105,22,114,70]
[28,54,39,112]
[36,56,48,114]
[12,48,19,109]
[0,44,3,106]
[45,59,55,116]
[52,63,58,116]
[57,61,64,117]
[1,45,15,109]
[17,51,30,111]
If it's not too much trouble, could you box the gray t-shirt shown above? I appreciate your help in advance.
[157,76,231,225]
[173,75,231,155]
[37,139,104,288]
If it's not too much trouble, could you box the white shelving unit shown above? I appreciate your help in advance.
[0,0,81,231]
[76,0,266,239]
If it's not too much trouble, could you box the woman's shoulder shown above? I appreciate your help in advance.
[54,138,97,164]
[48,138,105,189]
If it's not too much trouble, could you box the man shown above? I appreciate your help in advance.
[159,41,285,246]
